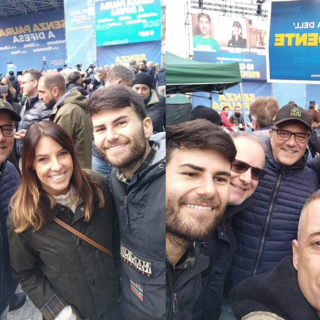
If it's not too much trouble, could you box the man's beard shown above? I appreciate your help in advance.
[45,97,57,109]
[166,193,226,243]
[235,112,241,116]
[101,125,148,173]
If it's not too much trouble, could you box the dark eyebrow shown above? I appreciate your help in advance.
[179,164,231,177]
[92,115,128,129]
[35,148,64,158]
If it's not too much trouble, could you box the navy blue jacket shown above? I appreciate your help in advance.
[155,68,166,87]
[227,139,319,295]
[192,197,253,320]
[110,133,166,320]
[0,161,20,314]
[167,246,209,320]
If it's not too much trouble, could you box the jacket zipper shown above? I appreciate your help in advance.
[173,293,178,313]
[253,167,285,276]
[124,195,130,229]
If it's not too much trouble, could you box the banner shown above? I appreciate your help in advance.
[192,81,272,123]
[0,11,66,74]
[192,14,267,80]
[64,0,98,69]
[95,0,161,47]
[97,40,161,66]
[268,0,320,83]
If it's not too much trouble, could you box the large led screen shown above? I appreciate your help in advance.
[96,0,161,47]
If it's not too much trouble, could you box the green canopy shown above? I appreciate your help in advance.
[166,52,242,94]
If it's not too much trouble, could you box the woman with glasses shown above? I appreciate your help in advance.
[7,121,121,320]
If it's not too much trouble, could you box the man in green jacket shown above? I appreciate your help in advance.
[38,71,92,169]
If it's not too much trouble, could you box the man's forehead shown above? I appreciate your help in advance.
[300,200,320,239]
[91,106,137,124]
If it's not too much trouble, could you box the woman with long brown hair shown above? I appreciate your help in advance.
[7,121,121,320]
[1,77,18,103]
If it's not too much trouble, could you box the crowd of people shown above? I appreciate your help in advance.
[0,61,166,320]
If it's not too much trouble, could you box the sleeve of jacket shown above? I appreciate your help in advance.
[309,130,320,155]
[53,107,76,139]
[7,216,68,319]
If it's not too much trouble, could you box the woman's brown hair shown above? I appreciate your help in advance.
[11,121,105,233]
[1,77,16,98]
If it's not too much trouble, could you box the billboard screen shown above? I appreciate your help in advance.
[96,0,161,47]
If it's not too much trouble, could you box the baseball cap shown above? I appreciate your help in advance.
[0,99,21,121]
[272,104,311,130]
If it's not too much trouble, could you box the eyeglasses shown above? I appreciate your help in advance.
[0,125,16,137]
[21,79,35,85]
[232,159,267,181]
[272,129,310,143]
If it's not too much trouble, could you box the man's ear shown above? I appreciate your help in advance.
[292,239,299,271]
[52,86,59,98]
[143,117,153,139]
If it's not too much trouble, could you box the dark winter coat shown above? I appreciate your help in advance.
[228,139,319,295]
[7,171,121,320]
[308,129,320,158]
[66,82,89,96]
[0,161,20,315]
[16,96,51,158]
[146,89,165,133]
[192,197,253,320]
[231,256,319,320]
[50,90,92,169]
[110,133,166,320]
[155,68,166,87]
[8,75,20,97]
[167,246,209,320]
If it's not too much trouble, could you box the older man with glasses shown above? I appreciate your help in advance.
[0,99,23,320]
[193,132,266,320]
[214,104,319,320]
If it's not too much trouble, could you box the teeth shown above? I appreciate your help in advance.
[185,204,213,211]
[49,173,65,180]
[231,183,247,191]
[284,150,295,154]
[108,144,126,150]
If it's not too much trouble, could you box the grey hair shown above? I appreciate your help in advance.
[231,131,267,152]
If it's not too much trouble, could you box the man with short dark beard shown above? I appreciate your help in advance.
[87,85,165,320]
[166,119,237,320]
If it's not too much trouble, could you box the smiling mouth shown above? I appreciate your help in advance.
[48,172,66,181]
[282,149,297,154]
[231,182,248,192]
[185,204,214,211]
[107,144,127,150]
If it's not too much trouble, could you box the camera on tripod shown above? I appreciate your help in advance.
[75,63,82,71]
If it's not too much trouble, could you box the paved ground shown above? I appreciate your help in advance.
[8,287,41,320]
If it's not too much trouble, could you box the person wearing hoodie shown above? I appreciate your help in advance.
[132,73,165,133]
[155,64,166,97]
[38,71,92,169]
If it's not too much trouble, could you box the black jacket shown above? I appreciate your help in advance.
[231,256,319,320]
[16,96,51,158]
[8,75,20,97]
[167,246,209,320]
[146,89,165,133]
[7,172,121,320]
[0,161,20,315]
[308,129,320,158]
[111,133,166,320]
[66,82,88,96]
[155,68,166,87]
[193,197,253,320]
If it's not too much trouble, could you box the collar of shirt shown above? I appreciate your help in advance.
[116,141,158,185]
[166,245,196,273]
[52,90,72,110]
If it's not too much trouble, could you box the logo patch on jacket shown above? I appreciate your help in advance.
[121,244,152,277]
[130,280,144,302]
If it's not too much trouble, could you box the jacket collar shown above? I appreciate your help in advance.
[222,196,253,223]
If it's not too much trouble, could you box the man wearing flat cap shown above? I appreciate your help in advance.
[132,73,165,133]
[0,99,22,319]
[219,104,320,319]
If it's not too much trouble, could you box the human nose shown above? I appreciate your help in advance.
[50,157,62,171]
[106,126,119,142]
[196,177,216,198]
[0,128,5,142]
[286,133,297,146]
[239,168,252,184]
